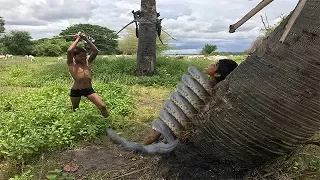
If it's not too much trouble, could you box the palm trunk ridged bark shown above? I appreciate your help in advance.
[188,0,320,170]
[136,0,157,76]
[0,17,4,33]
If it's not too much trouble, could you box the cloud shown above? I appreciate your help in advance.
[157,2,192,19]
[160,0,297,52]
[5,19,48,26]
[0,0,22,9]
[0,0,98,26]
[30,0,99,22]
[0,0,298,52]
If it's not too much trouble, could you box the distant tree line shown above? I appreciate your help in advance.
[0,23,120,56]
[0,17,172,56]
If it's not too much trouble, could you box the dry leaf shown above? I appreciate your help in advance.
[63,164,79,172]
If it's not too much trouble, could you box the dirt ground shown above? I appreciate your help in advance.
[34,134,153,180]
[45,137,243,180]
[3,138,319,180]
[58,143,152,179]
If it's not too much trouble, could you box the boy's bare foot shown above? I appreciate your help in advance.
[143,129,161,145]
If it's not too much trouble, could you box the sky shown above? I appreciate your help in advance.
[0,0,298,54]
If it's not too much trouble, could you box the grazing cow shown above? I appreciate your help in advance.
[5,54,13,59]
[28,55,35,62]
[58,57,64,62]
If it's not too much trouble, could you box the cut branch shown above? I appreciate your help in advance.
[265,13,270,29]
[279,0,307,43]
[260,15,268,31]
[161,29,177,40]
[229,0,274,33]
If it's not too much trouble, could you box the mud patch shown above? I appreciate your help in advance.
[149,144,244,180]
[42,139,244,179]
[55,142,153,179]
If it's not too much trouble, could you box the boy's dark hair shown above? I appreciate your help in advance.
[215,59,238,82]
[73,46,87,56]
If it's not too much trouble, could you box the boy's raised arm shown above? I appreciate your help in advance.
[82,34,99,63]
[67,33,81,65]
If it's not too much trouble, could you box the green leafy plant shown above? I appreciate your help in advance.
[0,83,134,159]
[8,170,33,180]
[45,169,75,180]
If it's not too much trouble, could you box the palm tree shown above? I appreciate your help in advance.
[185,0,320,171]
[0,17,5,33]
[136,0,157,76]
[107,0,320,176]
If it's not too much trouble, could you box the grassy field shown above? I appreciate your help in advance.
[0,55,319,179]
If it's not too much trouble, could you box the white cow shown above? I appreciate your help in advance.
[57,57,64,62]
[207,55,228,62]
[5,54,13,59]
[28,55,35,62]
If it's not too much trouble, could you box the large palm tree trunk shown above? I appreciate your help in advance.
[0,17,5,33]
[107,1,320,177]
[188,0,320,170]
[136,0,157,76]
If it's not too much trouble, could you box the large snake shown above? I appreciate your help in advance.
[106,66,217,154]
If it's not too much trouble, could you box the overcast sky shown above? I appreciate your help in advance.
[0,0,298,54]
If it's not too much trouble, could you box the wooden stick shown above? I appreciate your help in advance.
[279,0,307,43]
[49,35,75,39]
[260,15,268,31]
[112,167,149,180]
[161,29,177,40]
[229,0,274,33]
[38,153,44,180]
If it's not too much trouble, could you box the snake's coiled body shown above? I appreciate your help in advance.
[154,66,216,139]
[106,66,217,154]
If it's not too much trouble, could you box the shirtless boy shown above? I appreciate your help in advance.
[67,32,109,118]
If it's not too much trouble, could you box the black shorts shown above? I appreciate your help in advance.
[70,88,96,97]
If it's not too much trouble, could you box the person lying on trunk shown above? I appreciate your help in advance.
[143,59,238,145]
[204,58,238,81]
[67,32,109,119]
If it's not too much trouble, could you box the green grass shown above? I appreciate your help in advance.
[8,55,320,180]
[244,141,320,180]
[0,83,134,160]
[0,55,220,179]
[0,55,224,159]
[0,55,220,88]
